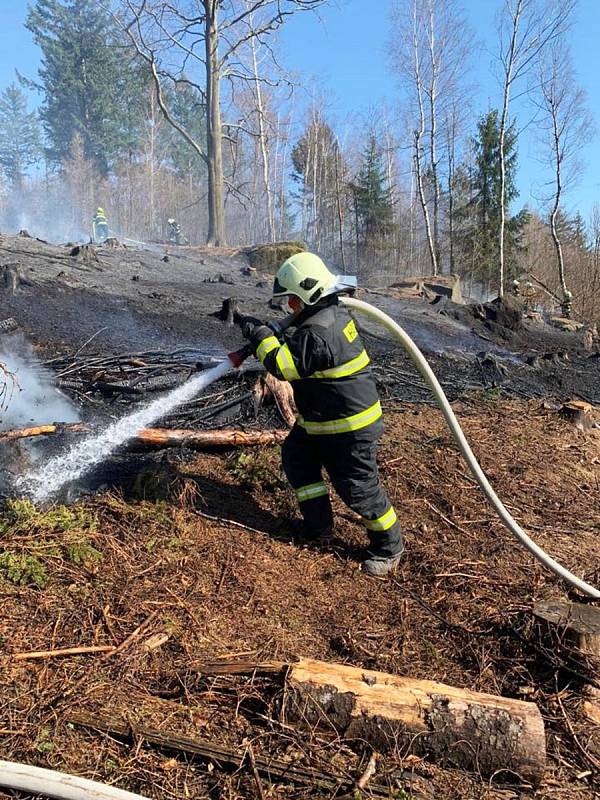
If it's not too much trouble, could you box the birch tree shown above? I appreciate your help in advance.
[494,0,574,296]
[390,0,473,276]
[535,42,593,311]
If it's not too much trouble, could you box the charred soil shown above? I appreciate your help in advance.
[0,235,599,798]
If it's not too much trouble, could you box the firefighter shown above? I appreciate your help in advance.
[167,218,188,245]
[92,207,109,243]
[240,252,404,577]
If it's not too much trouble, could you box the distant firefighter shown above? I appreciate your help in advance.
[92,207,109,243]
[167,218,188,246]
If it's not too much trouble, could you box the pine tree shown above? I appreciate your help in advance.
[457,110,528,287]
[351,134,395,252]
[0,84,41,186]
[164,81,207,181]
[26,0,146,173]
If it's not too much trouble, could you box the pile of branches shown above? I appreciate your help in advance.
[42,346,276,430]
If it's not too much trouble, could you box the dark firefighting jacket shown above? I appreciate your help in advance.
[251,298,382,436]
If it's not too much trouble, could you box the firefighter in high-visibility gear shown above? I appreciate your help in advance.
[240,252,404,577]
[92,207,109,243]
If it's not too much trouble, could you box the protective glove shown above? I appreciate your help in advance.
[238,315,263,340]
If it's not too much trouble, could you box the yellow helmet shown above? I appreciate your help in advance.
[96,207,105,214]
[273,252,336,306]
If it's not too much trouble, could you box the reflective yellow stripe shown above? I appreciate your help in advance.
[364,506,398,532]
[311,349,370,379]
[276,343,301,381]
[295,481,328,503]
[300,400,382,435]
[256,335,280,364]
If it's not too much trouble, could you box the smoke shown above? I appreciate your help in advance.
[0,335,80,431]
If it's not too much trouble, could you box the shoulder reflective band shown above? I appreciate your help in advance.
[295,481,328,503]
[276,343,301,381]
[311,349,370,379]
[364,506,398,532]
[300,400,382,435]
[256,335,280,364]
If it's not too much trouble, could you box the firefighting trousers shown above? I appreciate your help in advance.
[281,423,403,558]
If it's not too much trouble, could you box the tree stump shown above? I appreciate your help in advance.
[533,601,600,658]
[558,400,596,430]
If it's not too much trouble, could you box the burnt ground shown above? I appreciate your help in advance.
[0,234,599,799]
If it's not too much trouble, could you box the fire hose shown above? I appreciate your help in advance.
[340,296,600,600]
[0,759,150,800]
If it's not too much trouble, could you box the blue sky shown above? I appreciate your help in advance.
[2,0,599,218]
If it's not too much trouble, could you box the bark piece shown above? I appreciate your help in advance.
[285,657,546,785]
[263,373,297,428]
[533,601,600,658]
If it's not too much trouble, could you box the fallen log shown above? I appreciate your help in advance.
[0,423,88,442]
[67,713,393,797]
[285,657,546,785]
[135,428,287,448]
[0,423,287,449]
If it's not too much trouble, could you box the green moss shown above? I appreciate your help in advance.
[64,539,103,566]
[0,551,47,588]
[244,241,306,273]
[0,498,97,536]
[232,448,284,490]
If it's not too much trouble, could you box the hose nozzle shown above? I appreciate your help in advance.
[228,343,253,368]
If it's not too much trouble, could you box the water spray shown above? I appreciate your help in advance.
[18,344,253,505]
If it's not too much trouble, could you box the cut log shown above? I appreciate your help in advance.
[0,423,88,442]
[285,657,546,785]
[135,428,287,449]
[533,601,600,658]
[0,424,287,449]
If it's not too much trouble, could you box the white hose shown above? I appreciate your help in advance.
[0,760,150,800]
[342,296,600,600]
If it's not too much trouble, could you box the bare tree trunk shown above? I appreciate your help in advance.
[414,131,437,276]
[445,103,459,274]
[549,157,567,296]
[412,1,438,276]
[334,142,346,269]
[427,0,441,271]
[311,113,319,248]
[250,35,276,242]
[204,0,226,246]
[498,0,524,299]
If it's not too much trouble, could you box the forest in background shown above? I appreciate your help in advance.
[0,0,599,319]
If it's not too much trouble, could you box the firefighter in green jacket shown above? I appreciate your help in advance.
[240,252,404,577]
[92,207,109,243]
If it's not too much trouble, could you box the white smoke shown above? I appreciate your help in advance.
[0,335,80,431]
